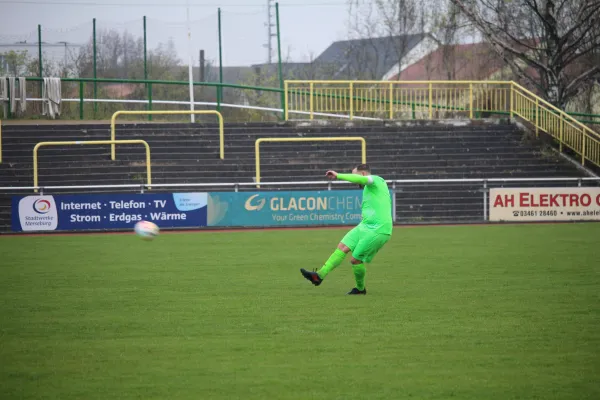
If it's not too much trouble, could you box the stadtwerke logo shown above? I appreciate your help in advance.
[33,199,52,214]
[244,194,266,211]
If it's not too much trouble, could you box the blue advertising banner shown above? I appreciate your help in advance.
[206,190,365,227]
[11,190,381,232]
[11,193,208,232]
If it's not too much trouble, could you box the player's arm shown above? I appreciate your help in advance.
[326,170,373,185]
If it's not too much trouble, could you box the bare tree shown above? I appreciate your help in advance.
[377,0,425,79]
[345,0,382,79]
[428,1,465,79]
[293,51,339,80]
[74,29,146,79]
[449,0,600,108]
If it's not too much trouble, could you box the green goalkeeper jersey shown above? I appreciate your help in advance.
[337,173,393,235]
[360,175,393,235]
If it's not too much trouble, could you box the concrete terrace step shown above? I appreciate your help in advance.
[2,151,550,166]
[2,139,524,154]
[2,121,517,132]
[2,147,544,164]
[3,139,531,154]
[257,165,573,176]
[3,135,523,148]
[26,164,565,182]
[22,169,580,187]
[2,136,537,150]
[23,160,573,174]
[1,126,519,138]
[145,137,523,149]
[5,169,585,186]
[6,155,567,174]
[258,169,583,181]
[2,129,522,139]
[2,130,524,145]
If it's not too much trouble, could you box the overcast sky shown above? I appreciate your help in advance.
[0,0,350,67]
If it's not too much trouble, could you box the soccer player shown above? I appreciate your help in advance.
[300,164,392,295]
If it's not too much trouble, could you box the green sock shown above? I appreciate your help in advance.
[352,263,366,291]
[317,249,347,279]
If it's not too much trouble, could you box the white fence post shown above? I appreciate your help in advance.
[483,180,488,222]
[392,181,397,223]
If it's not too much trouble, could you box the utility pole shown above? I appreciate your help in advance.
[199,49,205,82]
[264,0,276,64]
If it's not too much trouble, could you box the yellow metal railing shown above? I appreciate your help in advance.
[255,137,366,187]
[284,80,600,168]
[285,80,512,121]
[511,82,600,167]
[110,110,224,161]
[33,140,152,192]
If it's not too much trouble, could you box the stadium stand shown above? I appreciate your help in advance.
[0,119,589,230]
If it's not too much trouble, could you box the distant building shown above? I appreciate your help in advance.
[313,34,427,80]
[220,34,431,83]
[387,42,507,81]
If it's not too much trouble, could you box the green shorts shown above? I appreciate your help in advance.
[341,224,391,264]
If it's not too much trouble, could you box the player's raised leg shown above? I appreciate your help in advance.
[300,242,349,286]
[300,226,360,286]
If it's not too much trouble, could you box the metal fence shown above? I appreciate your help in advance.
[0,6,286,115]
[0,76,286,122]
[0,3,288,123]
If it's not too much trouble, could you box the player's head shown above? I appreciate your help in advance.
[352,164,370,188]
[352,164,370,176]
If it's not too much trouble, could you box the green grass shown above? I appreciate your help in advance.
[1,223,599,400]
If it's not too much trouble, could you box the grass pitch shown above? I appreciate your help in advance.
[1,223,599,400]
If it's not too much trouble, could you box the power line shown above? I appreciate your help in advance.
[0,0,346,6]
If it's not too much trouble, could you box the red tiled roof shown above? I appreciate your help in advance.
[389,42,507,81]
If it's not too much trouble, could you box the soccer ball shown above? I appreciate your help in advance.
[134,220,159,240]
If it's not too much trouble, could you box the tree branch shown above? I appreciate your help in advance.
[559,2,600,48]
[450,0,551,73]
[563,42,600,69]
[564,66,600,98]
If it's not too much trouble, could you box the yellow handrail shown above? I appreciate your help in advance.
[510,82,600,166]
[288,80,512,84]
[510,82,599,140]
[110,110,224,161]
[286,80,512,122]
[33,140,152,192]
[255,136,367,187]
